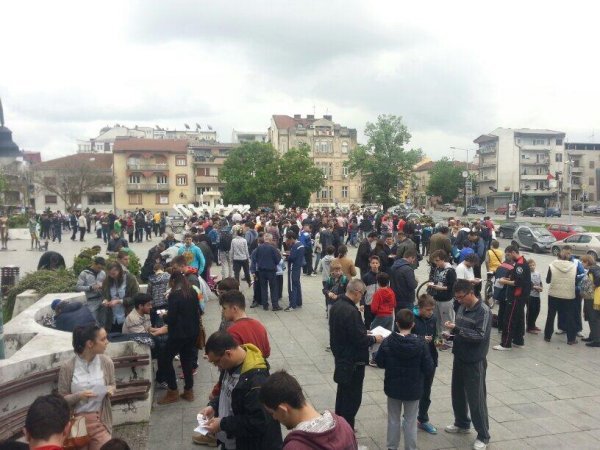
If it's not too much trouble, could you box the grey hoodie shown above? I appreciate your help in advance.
[75,268,106,302]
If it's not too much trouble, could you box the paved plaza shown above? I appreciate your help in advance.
[3,235,600,449]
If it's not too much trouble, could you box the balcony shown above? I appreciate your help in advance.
[571,166,584,173]
[478,146,497,155]
[521,174,548,181]
[127,183,170,192]
[127,163,169,171]
[193,156,219,164]
[195,175,221,184]
[519,145,551,151]
[520,159,550,166]
[479,161,496,169]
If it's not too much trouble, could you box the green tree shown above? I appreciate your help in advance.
[346,115,422,210]
[218,142,279,208]
[427,158,464,203]
[277,143,324,207]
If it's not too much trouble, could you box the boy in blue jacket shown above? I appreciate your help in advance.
[376,309,434,450]
[412,294,439,435]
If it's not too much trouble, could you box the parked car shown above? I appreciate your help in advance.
[571,202,583,211]
[497,221,532,239]
[467,205,486,214]
[511,225,557,253]
[494,205,508,215]
[547,224,586,241]
[442,203,457,212]
[545,207,562,217]
[584,204,600,214]
[551,233,600,260]
[521,207,546,217]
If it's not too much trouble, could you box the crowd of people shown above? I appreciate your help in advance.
[4,205,600,450]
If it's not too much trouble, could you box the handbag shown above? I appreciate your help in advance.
[195,322,207,349]
[63,415,90,450]
[582,274,595,300]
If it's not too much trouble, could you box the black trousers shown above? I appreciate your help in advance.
[162,337,196,391]
[233,260,251,284]
[79,228,86,241]
[559,295,583,332]
[545,297,577,342]
[303,247,313,275]
[363,304,374,330]
[335,364,365,430]
[526,296,541,331]
[135,228,143,242]
[259,269,279,308]
[418,367,436,423]
[451,358,490,444]
[71,226,78,240]
[501,297,525,348]
[496,299,506,331]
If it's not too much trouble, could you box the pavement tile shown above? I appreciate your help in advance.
[531,416,582,434]
[488,405,526,423]
[497,419,549,439]
[509,403,554,420]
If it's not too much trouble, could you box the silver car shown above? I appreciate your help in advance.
[511,225,557,253]
[551,233,600,260]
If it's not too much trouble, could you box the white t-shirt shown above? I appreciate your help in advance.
[455,262,475,281]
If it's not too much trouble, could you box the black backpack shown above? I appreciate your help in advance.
[219,230,232,251]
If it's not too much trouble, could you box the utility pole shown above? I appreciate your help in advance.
[567,158,573,224]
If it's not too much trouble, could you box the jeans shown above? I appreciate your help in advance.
[526,295,541,331]
[313,252,321,272]
[135,228,143,243]
[545,297,577,342]
[419,368,436,424]
[162,337,197,391]
[102,227,109,243]
[451,358,490,444]
[371,315,394,332]
[335,364,365,430]
[71,226,78,240]
[233,260,251,284]
[387,397,418,450]
[259,269,278,308]
[79,228,86,241]
[583,298,600,343]
[287,266,302,308]
[219,251,233,278]
[303,247,313,275]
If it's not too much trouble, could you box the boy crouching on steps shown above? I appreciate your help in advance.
[412,294,439,435]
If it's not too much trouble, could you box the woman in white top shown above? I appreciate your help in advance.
[58,324,116,450]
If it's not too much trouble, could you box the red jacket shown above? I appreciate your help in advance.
[371,287,396,317]
[397,219,406,232]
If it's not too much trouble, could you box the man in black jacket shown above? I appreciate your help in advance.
[390,248,419,311]
[444,279,491,449]
[355,231,378,277]
[256,233,282,311]
[201,331,283,450]
[329,279,383,430]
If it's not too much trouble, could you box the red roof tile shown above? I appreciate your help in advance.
[113,137,189,153]
[33,153,113,170]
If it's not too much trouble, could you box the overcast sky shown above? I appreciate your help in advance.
[2,0,600,161]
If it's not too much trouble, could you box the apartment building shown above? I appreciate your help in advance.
[564,142,600,203]
[231,130,267,144]
[412,159,477,206]
[268,114,361,207]
[189,142,238,208]
[78,124,217,153]
[113,138,193,213]
[474,128,565,209]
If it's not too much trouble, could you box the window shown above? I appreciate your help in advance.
[128,174,141,184]
[342,166,349,177]
[533,138,547,145]
[196,167,210,176]
[328,186,333,199]
[129,193,142,205]
[342,186,348,198]
[43,176,57,185]
[44,195,57,204]
[156,193,169,204]
[590,161,595,169]
[590,193,595,201]
[555,153,563,162]
[315,140,332,153]
[320,187,328,198]
[128,156,141,167]
[88,193,112,204]
[196,186,209,195]
[176,174,188,186]
[219,149,230,156]
[156,175,168,184]
[175,155,187,166]
[590,177,595,186]
[342,142,349,154]
[579,235,592,244]
[556,138,563,145]
[565,235,580,243]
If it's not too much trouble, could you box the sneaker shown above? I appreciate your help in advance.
[473,439,487,450]
[544,337,551,342]
[445,425,470,434]
[368,360,378,368]
[272,306,283,311]
[567,340,578,345]
[555,329,565,335]
[418,422,438,434]
[179,368,198,379]
[512,343,524,348]
[577,331,584,338]
[526,329,539,334]
[249,302,259,308]
[284,306,295,312]
[493,345,511,351]
[174,355,180,361]
[192,432,218,447]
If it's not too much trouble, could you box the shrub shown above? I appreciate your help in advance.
[7,214,29,228]
[4,269,78,322]
[72,247,102,276]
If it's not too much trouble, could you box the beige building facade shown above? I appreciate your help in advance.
[268,114,361,207]
[113,138,193,213]
[564,142,600,203]
[189,142,238,207]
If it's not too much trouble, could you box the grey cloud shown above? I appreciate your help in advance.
[127,0,429,74]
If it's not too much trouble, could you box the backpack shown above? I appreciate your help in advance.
[582,273,595,300]
[218,230,232,251]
